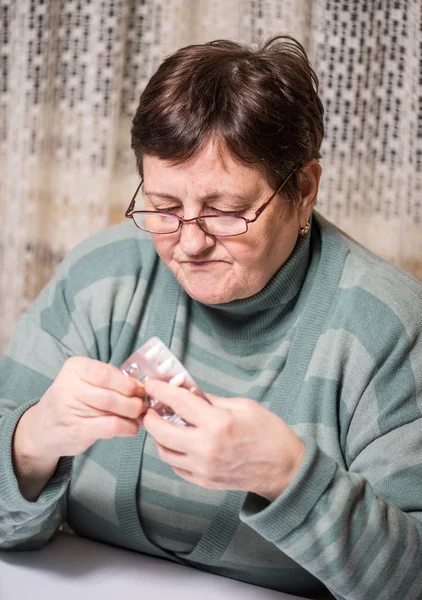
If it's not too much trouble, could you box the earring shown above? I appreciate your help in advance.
[298,221,311,236]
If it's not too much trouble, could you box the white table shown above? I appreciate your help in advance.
[0,533,310,599]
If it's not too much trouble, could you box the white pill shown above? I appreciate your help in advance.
[169,372,185,386]
[125,363,140,376]
[145,343,161,360]
[157,358,173,374]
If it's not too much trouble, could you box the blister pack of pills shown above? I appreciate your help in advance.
[120,337,208,425]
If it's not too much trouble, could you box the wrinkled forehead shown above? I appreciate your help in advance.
[142,139,268,197]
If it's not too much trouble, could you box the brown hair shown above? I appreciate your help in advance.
[131,35,324,202]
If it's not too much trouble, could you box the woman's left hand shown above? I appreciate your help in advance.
[142,380,306,501]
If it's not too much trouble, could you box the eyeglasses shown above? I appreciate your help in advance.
[125,167,297,237]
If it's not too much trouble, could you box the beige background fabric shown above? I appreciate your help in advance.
[1,0,421,354]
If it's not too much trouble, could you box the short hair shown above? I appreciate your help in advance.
[131,35,324,202]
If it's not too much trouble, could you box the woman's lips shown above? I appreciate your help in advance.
[182,260,221,266]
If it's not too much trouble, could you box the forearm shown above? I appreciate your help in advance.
[240,439,422,600]
[0,404,71,551]
[12,406,60,502]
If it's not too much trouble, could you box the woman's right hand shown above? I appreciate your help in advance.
[13,357,147,500]
[23,356,147,459]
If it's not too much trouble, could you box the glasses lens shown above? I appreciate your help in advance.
[133,213,180,234]
[201,216,247,236]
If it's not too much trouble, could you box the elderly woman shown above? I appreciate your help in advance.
[1,36,421,600]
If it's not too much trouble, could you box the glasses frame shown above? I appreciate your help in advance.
[125,166,298,237]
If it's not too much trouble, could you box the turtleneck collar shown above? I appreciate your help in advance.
[192,228,316,340]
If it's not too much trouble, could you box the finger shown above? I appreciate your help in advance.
[87,415,140,440]
[77,386,148,420]
[172,466,195,480]
[144,380,212,427]
[71,357,146,397]
[143,407,195,453]
[171,467,213,488]
[155,441,189,470]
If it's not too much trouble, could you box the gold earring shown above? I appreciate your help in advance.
[298,221,311,236]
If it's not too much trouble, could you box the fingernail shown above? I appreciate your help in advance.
[144,380,155,394]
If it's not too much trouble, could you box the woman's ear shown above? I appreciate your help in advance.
[297,159,322,227]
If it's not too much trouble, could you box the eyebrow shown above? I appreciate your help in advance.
[143,190,253,206]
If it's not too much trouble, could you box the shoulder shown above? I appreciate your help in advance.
[25,223,159,330]
[308,213,422,409]
[315,212,422,339]
[18,224,161,362]
[58,222,156,281]
[308,215,422,439]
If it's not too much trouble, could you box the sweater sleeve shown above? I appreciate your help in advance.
[0,261,90,550]
[0,398,72,550]
[240,296,422,599]
[0,225,153,551]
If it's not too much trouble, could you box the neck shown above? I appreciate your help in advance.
[192,231,317,340]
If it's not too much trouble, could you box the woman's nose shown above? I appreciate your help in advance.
[178,220,215,255]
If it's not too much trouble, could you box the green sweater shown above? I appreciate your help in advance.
[1,212,422,600]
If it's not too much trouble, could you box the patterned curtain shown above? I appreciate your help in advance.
[1,0,421,354]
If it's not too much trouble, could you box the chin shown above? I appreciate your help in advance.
[185,286,235,304]
[183,280,258,304]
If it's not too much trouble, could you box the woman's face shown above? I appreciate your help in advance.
[142,141,318,304]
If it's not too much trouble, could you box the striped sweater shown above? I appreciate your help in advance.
[1,212,422,600]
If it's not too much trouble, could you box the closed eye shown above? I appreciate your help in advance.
[150,206,245,217]
[208,208,245,216]
[149,205,182,213]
